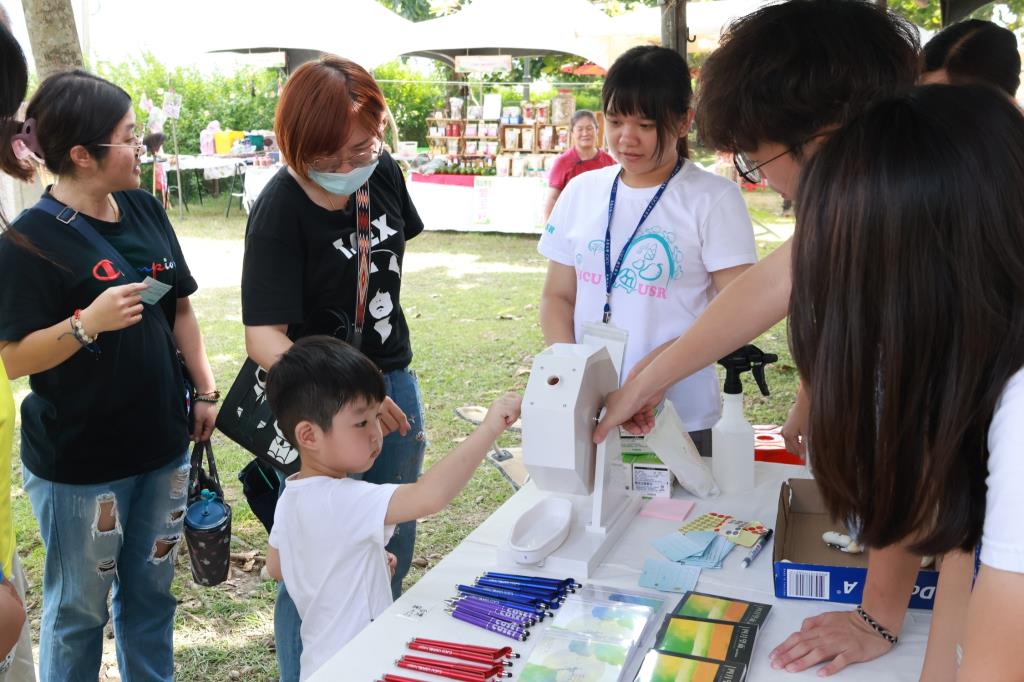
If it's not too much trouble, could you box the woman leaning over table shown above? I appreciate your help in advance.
[0,70,218,682]
[240,55,426,682]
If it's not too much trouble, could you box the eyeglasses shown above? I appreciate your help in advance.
[311,139,384,174]
[733,147,792,184]
[98,142,146,156]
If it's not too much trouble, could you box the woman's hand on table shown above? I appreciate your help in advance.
[769,609,893,676]
[379,396,411,437]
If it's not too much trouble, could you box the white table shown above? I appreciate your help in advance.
[310,463,930,681]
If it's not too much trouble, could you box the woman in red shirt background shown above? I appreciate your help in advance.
[542,110,615,221]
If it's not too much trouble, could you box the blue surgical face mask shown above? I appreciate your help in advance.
[308,160,379,196]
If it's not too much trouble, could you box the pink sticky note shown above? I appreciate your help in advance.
[640,498,696,522]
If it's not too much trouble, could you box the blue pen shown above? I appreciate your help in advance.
[741,529,774,568]
[457,584,549,608]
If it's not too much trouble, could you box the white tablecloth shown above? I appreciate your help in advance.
[309,463,930,681]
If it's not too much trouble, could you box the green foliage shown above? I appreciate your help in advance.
[96,54,281,155]
[374,60,448,144]
[890,0,1024,30]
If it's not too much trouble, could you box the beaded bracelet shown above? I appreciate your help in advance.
[856,605,899,645]
[70,309,97,345]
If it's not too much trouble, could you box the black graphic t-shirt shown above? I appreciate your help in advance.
[241,152,423,370]
[0,189,197,483]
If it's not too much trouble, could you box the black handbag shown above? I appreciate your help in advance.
[215,181,373,475]
[238,458,280,533]
[183,440,233,586]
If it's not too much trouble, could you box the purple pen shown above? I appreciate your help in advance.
[452,592,549,619]
[456,595,538,624]
[449,609,529,640]
[449,600,535,627]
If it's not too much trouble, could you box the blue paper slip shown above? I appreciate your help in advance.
[681,535,736,569]
[652,530,717,562]
[639,559,701,593]
[139,276,172,306]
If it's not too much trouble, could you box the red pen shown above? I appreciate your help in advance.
[407,642,512,666]
[401,654,498,677]
[410,638,513,659]
[396,659,488,682]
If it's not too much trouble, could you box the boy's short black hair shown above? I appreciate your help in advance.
[923,19,1021,97]
[266,335,386,447]
[697,0,920,155]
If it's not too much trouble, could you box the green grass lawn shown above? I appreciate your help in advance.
[9,191,797,680]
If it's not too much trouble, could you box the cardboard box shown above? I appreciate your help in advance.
[772,479,938,610]
[625,454,673,497]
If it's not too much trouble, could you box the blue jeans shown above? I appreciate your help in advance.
[24,452,190,682]
[274,367,426,681]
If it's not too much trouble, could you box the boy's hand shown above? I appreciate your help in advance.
[385,551,398,578]
[482,392,522,438]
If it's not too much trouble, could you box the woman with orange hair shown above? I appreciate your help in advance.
[240,55,426,680]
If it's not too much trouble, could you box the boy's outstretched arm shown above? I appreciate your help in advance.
[385,393,521,527]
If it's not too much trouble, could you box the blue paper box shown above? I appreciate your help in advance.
[772,479,938,611]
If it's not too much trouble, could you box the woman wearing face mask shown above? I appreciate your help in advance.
[541,109,615,222]
[240,55,426,682]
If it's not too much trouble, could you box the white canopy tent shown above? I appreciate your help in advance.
[398,0,615,68]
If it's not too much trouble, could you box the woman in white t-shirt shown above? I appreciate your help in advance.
[538,45,757,455]
[788,84,1024,678]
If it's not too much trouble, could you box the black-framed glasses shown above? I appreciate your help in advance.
[733,147,792,184]
[311,138,384,174]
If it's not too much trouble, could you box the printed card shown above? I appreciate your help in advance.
[139,276,172,306]
[674,592,772,628]
[635,649,747,682]
[655,615,758,666]
[639,559,701,593]
[519,633,630,682]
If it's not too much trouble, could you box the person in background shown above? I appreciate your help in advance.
[589,1,921,676]
[539,46,756,457]
[541,110,615,222]
[0,69,218,682]
[920,19,1021,97]
[0,6,33,680]
[241,55,426,682]
[143,132,169,209]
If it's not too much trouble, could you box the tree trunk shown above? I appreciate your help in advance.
[660,0,689,60]
[21,0,83,81]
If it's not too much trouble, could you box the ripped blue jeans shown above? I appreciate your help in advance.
[23,452,190,682]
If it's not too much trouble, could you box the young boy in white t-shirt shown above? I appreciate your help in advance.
[264,336,521,681]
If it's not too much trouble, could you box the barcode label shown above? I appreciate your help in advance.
[786,569,830,599]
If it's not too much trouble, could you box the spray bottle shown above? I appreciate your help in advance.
[712,345,778,494]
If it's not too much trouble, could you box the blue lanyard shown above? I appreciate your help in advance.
[603,158,683,323]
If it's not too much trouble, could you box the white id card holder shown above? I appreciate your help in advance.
[580,321,628,382]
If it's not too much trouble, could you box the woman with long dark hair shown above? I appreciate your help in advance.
[790,84,1024,677]
[0,70,218,681]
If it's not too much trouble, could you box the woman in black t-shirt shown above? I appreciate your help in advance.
[0,71,218,681]
[240,55,426,680]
